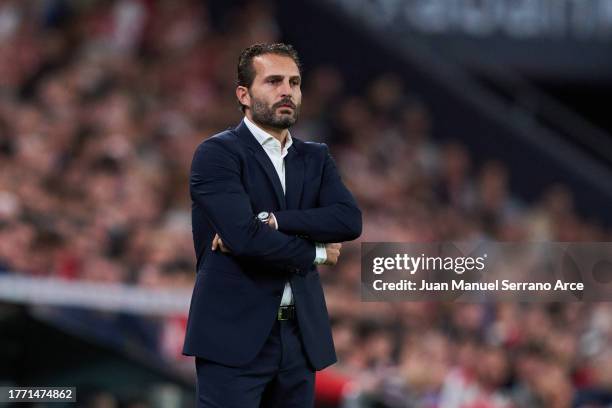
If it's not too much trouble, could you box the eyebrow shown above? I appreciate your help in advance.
[263,75,301,82]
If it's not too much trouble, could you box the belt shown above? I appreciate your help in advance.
[277,305,296,321]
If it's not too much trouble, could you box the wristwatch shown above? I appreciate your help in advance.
[257,211,271,224]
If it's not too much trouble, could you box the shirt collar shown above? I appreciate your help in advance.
[244,116,293,151]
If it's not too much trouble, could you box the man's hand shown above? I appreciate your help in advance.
[323,243,342,265]
[267,214,277,230]
[211,233,231,253]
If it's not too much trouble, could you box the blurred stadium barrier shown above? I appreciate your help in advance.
[0,275,190,316]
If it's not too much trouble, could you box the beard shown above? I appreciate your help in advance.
[250,94,300,129]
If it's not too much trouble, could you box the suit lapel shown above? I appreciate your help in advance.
[235,121,286,210]
[253,148,286,210]
[285,145,304,210]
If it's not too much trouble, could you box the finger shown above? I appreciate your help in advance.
[212,234,219,250]
[268,215,277,230]
[326,254,338,263]
[219,239,231,254]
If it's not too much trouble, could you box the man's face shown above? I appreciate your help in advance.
[241,54,302,129]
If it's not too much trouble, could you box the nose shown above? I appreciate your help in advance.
[279,79,292,98]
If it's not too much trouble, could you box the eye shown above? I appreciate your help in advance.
[268,78,281,84]
[291,79,301,86]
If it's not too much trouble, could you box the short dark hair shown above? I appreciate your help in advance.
[236,43,302,112]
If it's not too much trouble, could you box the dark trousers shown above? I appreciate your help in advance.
[195,318,315,408]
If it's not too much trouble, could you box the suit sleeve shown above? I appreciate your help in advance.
[273,145,362,243]
[190,139,316,274]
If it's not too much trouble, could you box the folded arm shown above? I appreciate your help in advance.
[273,145,362,243]
[190,139,315,274]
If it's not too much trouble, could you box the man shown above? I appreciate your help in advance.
[183,43,362,408]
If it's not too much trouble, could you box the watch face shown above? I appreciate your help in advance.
[257,212,270,222]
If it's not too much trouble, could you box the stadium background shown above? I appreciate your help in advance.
[1,0,612,407]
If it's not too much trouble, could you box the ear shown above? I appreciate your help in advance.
[236,86,250,110]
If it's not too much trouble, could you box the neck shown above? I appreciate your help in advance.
[246,113,289,148]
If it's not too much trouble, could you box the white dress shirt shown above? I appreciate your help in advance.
[244,116,327,306]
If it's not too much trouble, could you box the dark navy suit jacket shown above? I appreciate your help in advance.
[182,120,362,371]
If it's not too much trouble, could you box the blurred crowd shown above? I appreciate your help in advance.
[0,0,611,407]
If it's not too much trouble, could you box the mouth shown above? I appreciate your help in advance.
[276,101,296,110]
[276,106,295,115]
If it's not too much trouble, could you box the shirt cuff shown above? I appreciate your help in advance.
[314,243,327,265]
